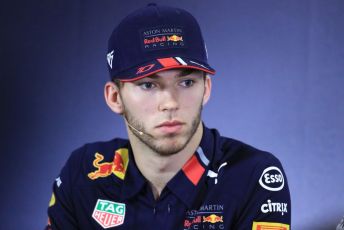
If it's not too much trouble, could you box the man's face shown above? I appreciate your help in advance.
[118,69,211,156]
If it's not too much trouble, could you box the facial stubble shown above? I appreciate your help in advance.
[123,104,203,156]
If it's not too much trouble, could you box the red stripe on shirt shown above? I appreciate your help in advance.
[182,155,205,186]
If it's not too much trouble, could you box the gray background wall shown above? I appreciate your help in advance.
[1,0,343,229]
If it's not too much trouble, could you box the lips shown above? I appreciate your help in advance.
[157,120,183,127]
[156,120,184,133]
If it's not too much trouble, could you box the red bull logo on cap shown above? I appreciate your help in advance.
[141,27,186,51]
[202,214,223,224]
[88,148,129,180]
[144,36,167,44]
[167,34,183,42]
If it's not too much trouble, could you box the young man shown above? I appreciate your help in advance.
[46,3,291,230]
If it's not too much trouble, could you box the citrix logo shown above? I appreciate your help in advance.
[261,199,288,216]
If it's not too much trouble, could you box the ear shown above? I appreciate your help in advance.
[104,81,124,114]
[202,75,212,106]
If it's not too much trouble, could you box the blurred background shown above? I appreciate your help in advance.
[1,0,343,229]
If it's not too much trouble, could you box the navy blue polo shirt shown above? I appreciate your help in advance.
[46,126,291,229]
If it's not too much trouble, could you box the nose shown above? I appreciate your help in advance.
[158,89,179,112]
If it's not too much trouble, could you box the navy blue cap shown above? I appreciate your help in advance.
[106,3,215,82]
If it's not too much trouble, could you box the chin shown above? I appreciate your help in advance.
[154,139,188,156]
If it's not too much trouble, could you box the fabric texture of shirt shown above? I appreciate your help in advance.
[46,126,291,229]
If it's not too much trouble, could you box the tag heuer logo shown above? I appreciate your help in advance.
[92,199,125,228]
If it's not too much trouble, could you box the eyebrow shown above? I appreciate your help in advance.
[145,69,201,79]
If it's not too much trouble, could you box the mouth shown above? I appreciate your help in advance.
[156,120,184,134]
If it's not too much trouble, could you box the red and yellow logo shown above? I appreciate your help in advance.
[88,149,129,180]
[167,35,183,42]
[202,214,224,224]
[252,221,290,230]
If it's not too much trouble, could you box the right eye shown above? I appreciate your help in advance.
[138,82,156,90]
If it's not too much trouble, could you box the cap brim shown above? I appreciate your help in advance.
[116,57,215,82]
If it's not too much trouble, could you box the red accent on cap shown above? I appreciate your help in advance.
[120,65,215,82]
[136,64,155,74]
[182,155,205,186]
[157,57,180,67]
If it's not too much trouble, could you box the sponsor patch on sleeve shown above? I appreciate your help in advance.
[252,221,290,230]
[49,193,56,207]
[260,199,288,216]
[259,166,285,191]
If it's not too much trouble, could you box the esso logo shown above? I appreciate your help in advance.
[259,166,284,191]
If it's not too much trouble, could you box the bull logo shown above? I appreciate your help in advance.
[88,148,129,180]
[167,35,183,42]
[202,214,223,224]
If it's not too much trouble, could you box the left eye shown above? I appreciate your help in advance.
[180,79,194,87]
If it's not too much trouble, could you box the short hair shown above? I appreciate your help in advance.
[112,69,207,89]
[112,79,122,89]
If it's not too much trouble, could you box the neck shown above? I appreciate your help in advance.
[128,122,203,200]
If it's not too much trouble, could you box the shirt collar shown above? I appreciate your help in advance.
[166,124,216,209]
[119,124,216,207]
[119,145,147,201]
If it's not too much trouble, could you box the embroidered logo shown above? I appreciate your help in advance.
[55,177,62,187]
[259,166,284,191]
[202,214,223,224]
[252,221,290,230]
[92,199,126,228]
[260,199,288,216]
[136,63,155,74]
[49,193,56,207]
[207,162,228,184]
[141,27,186,51]
[107,50,114,69]
[184,204,224,229]
[88,148,129,180]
